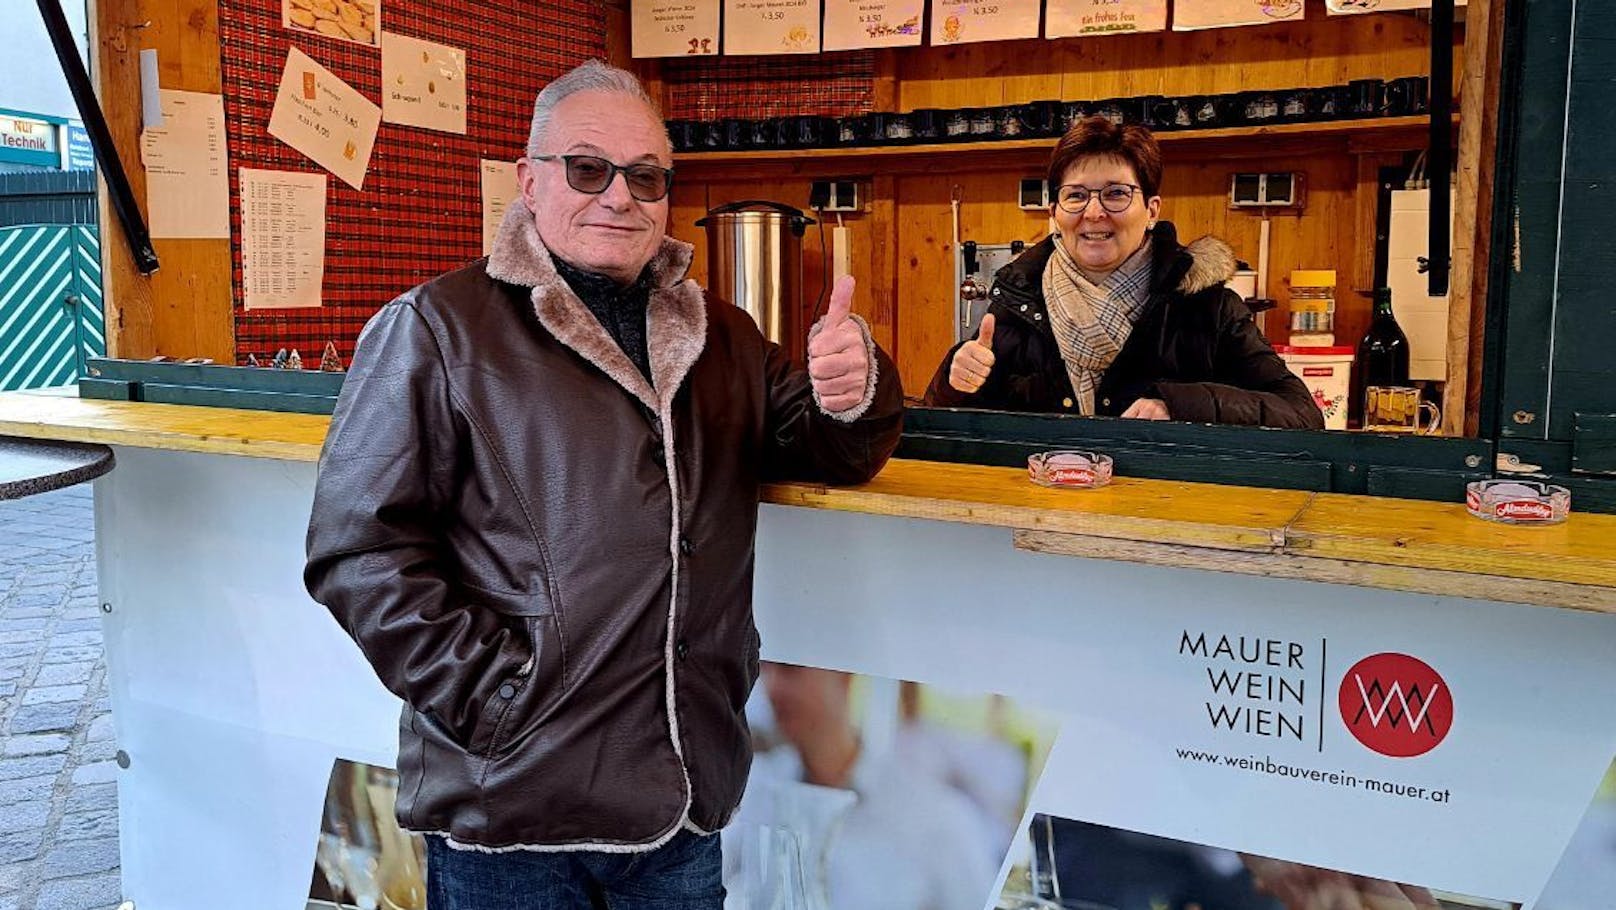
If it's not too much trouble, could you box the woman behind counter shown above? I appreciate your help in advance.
[924,117,1324,430]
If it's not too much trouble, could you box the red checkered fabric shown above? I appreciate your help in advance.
[664,53,875,119]
[219,0,604,365]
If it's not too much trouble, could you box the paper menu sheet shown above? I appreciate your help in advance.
[930,0,1042,45]
[724,0,821,55]
[267,46,381,190]
[481,160,520,257]
[1172,0,1303,29]
[822,0,924,50]
[139,90,231,239]
[630,0,719,58]
[241,168,326,311]
[381,32,467,134]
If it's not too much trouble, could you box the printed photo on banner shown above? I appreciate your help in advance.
[1046,0,1168,38]
[1173,0,1303,30]
[822,0,925,50]
[729,661,1061,910]
[997,813,1518,910]
[630,0,720,57]
[283,0,378,47]
[307,759,426,910]
[930,0,1042,45]
[1535,757,1616,908]
[723,0,821,55]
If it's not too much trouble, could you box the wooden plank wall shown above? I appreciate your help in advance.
[662,5,1466,399]
[93,0,237,362]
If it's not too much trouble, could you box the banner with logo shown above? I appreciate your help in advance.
[752,507,1616,908]
[1046,0,1168,38]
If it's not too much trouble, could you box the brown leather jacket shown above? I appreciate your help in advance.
[304,203,903,853]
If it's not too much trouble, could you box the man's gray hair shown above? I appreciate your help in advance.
[526,60,667,156]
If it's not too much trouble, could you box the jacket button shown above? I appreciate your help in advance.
[498,683,517,700]
[676,639,689,660]
[650,443,665,463]
[1102,398,1111,407]
[679,537,693,556]
[1062,397,1073,408]
[1034,312,1043,320]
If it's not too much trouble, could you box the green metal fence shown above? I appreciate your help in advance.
[0,224,104,391]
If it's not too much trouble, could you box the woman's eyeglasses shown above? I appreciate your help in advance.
[531,154,675,202]
[1055,183,1141,214]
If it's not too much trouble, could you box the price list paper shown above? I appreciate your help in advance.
[139,90,232,239]
[267,46,382,190]
[723,0,820,55]
[1047,0,1167,37]
[380,32,467,134]
[631,0,719,57]
[480,160,519,257]
[241,168,327,311]
[823,0,924,50]
[1172,0,1303,29]
[930,0,1041,45]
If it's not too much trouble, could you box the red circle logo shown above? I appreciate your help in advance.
[1338,653,1453,757]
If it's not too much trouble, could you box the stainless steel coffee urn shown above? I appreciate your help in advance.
[695,201,815,347]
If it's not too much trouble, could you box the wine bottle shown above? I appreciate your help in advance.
[1352,287,1411,426]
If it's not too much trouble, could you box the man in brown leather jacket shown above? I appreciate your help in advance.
[303,60,903,908]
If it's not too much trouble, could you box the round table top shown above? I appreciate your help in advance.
[0,436,115,502]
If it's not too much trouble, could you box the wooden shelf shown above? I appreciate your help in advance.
[672,115,1452,178]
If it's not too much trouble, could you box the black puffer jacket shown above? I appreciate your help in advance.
[924,223,1323,429]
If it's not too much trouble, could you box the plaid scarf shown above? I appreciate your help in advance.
[1041,240,1155,415]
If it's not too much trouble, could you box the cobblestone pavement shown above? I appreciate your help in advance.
[0,484,122,910]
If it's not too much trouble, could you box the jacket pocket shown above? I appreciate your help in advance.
[459,584,568,759]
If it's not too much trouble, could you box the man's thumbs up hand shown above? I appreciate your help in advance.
[808,275,871,414]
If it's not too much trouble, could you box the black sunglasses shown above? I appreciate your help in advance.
[531,154,675,202]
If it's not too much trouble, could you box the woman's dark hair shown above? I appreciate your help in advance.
[1046,116,1164,201]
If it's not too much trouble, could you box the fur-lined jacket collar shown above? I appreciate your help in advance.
[484,199,706,414]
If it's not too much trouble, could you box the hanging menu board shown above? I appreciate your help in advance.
[823,0,925,50]
[1046,0,1167,37]
[724,0,821,54]
[631,0,720,57]
[930,0,1042,45]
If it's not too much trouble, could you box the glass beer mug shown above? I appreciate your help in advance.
[1363,385,1440,434]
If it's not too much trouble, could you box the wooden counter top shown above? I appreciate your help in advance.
[2,392,1612,612]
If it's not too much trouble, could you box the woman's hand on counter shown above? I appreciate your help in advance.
[1121,397,1170,420]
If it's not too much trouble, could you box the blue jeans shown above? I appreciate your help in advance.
[425,829,726,910]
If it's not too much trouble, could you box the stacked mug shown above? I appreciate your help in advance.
[664,76,1435,153]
